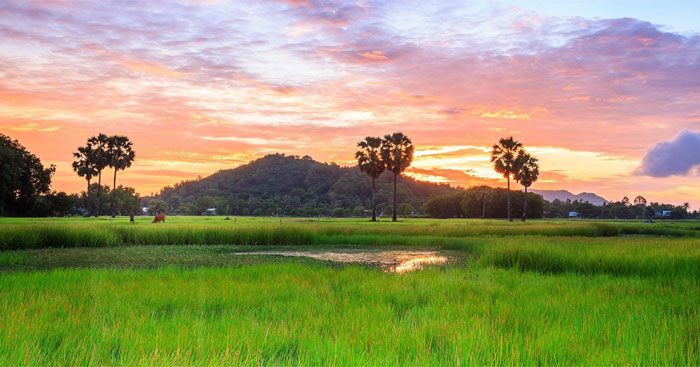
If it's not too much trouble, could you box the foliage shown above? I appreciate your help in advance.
[356,136,385,221]
[0,134,56,216]
[154,154,457,217]
[147,199,169,215]
[381,132,414,221]
[544,197,693,219]
[491,136,524,222]
[107,135,136,217]
[425,187,545,219]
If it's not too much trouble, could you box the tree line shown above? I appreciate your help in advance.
[152,153,456,217]
[355,135,542,221]
[356,132,414,222]
[544,196,696,219]
[72,134,136,217]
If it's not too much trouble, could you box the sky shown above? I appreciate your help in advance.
[1,0,699,207]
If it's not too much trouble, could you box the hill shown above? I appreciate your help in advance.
[153,154,460,216]
[531,189,608,206]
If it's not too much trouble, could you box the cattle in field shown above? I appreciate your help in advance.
[152,214,166,223]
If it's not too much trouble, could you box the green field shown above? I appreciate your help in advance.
[1,217,700,365]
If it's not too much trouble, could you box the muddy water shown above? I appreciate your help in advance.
[233,250,449,273]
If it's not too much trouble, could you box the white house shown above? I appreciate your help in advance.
[568,211,580,219]
[201,208,217,216]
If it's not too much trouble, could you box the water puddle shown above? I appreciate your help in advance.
[233,250,449,273]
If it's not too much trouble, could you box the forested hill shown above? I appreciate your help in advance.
[153,154,461,216]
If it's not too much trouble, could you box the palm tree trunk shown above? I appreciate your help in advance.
[96,170,102,217]
[522,186,528,222]
[392,173,397,222]
[111,167,117,218]
[86,178,91,216]
[371,178,376,222]
[507,175,512,222]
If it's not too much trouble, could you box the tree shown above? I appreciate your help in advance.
[634,195,647,206]
[107,136,136,218]
[398,203,414,216]
[514,153,540,222]
[355,137,385,221]
[478,187,492,219]
[381,132,414,222]
[87,134,110,217]
[147,199,169,215]
[491,137,524,222]
[622,196,630,206]
[72,144,99,216]
[0,134,55,216]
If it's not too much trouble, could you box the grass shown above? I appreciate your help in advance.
[1,217,700,365]
[1,216,699,250]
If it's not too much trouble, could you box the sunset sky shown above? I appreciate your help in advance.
[2,0,699,207]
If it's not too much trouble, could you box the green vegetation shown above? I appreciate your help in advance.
[2,217,700,365]
[155,153,457,217]
[2,216,700,250]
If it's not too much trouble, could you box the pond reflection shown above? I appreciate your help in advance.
[233,250,449,273]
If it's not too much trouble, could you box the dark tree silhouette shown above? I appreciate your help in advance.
[72,144,99,216]
[634,195,647,206]
[0,134,55,216]
[355,136,385,221]
[108,136,136,218]
[476,186,492,219]
[381,132,414,222]
[514,153,539,222]
[87,133,110,217]
[491,136,524,222]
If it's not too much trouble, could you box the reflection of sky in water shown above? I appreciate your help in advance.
[234,251,449,273]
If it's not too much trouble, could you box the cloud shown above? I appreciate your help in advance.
[636,130,700,177]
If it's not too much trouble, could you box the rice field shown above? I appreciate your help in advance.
[1,216,699,365]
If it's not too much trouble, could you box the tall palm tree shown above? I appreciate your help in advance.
[381,132,414,222]
[108,136,136,218]
[514,153,539,222]
[87,133,110,217]
[491,136,524,222]
[72,144,98,216]
[356,136,385,221]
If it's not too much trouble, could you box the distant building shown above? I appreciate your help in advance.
[201,208,217,216]
[568,211,580,219]
[142,206,149,215]
[662,210,672,217]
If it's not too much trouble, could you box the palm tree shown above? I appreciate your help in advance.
[72,144,98,216]
[514,153,539,222]
[622,196,630,206]
[356,136,385,221]
[87,133,110,217]
[381,132,414,222]
[634,195,647,206]
[108,136,136,218]
[490,137,524,222]
[682,202,690,211]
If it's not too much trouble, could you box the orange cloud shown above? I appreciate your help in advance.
[231,73,299,95]
[358,50,388,60]
[88,47,191,78]
[7,123,60,132]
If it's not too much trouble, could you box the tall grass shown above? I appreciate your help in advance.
[1,219,699,250]
[478,237,700,279]
[1,264,699,365]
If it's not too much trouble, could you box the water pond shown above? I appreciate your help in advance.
[233,250,450,273]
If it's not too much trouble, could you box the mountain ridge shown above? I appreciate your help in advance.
[531,189,608,206]
[153,153,461,216]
